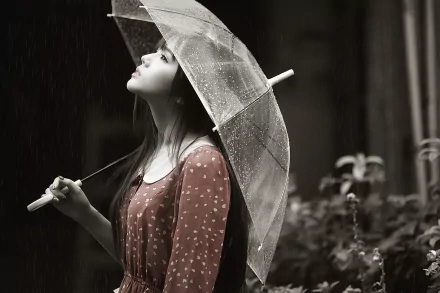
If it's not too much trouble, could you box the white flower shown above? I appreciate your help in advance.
[346,193,356,202]
[427,250,437,261]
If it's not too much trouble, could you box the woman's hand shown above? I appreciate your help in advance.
[44,176,92,222]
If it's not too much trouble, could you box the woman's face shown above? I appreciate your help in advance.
[126,44,179,100]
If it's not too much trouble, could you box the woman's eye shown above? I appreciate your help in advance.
[160,54,168,63]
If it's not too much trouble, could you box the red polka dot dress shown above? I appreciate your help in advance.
[115,145,231,293]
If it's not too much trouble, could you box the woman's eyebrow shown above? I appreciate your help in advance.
[160,46,176,61]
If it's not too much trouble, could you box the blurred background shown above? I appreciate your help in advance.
[3,0,440,292]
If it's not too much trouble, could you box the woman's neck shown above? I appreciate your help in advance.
[157,131,207,154]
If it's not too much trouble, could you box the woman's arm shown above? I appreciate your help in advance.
[163,148,231,293]
[77,206,122,267]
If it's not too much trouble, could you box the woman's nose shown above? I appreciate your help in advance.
[140,55,149,65]
[141,53,157,65]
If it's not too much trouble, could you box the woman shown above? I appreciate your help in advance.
[44,38,249,293]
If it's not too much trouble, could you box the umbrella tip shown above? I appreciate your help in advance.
[268,69,294,87]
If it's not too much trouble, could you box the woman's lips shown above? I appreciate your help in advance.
[132,68,141,76]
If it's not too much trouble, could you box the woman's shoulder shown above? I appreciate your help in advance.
[180,145,223,165]
[178,135,221,163]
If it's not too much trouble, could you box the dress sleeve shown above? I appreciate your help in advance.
[163,148,231,293]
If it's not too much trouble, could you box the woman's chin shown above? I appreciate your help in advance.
[126,79,139,93]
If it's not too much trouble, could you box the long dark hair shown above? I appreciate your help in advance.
[108,38,249,292]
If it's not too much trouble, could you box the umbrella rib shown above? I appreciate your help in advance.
[147,7,233,35]
[220,88,271,126]
[219,89,288,171]
[247,121,288,173]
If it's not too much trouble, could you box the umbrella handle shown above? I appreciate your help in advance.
[212,69,294,132]
[27,179,83,212]
[268,69,294,87]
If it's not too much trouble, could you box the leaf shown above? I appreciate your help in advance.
[416,226,440,244]
[420,138,440,147]
[429,236,440,248]
[330,281,340,289]
[429,226,440,235]
[353,165,366,180]
[379,221,417,251]
[364,192,383,210]
[399,221,418,236]
[342,285,361,293]
[340,181,352,195]
[419,148,440,161]
[335,156,356,168]
[429,153,440,162]
[268,285,308,293]
[366,156,385,165]
[246,277,261,289]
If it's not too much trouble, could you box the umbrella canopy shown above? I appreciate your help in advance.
[108,0,290,284]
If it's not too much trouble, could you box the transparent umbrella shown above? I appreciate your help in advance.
[108,0,292,285]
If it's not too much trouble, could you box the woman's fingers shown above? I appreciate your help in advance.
[52,176,63,190]
[41,192,59,202]
[51,176,79,193]
[44,188,65,205]
[51,176,70,193]
[51,184,70,195]
[45,188,67,199]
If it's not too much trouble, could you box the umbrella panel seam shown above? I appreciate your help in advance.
[145,7,233,35]
[219,91,288,168]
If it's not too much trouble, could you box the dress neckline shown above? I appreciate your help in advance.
[138,145,218,185]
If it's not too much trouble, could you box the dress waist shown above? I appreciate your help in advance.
[118,272,163,293]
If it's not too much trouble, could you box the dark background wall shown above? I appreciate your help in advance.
[3,0,368,292]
